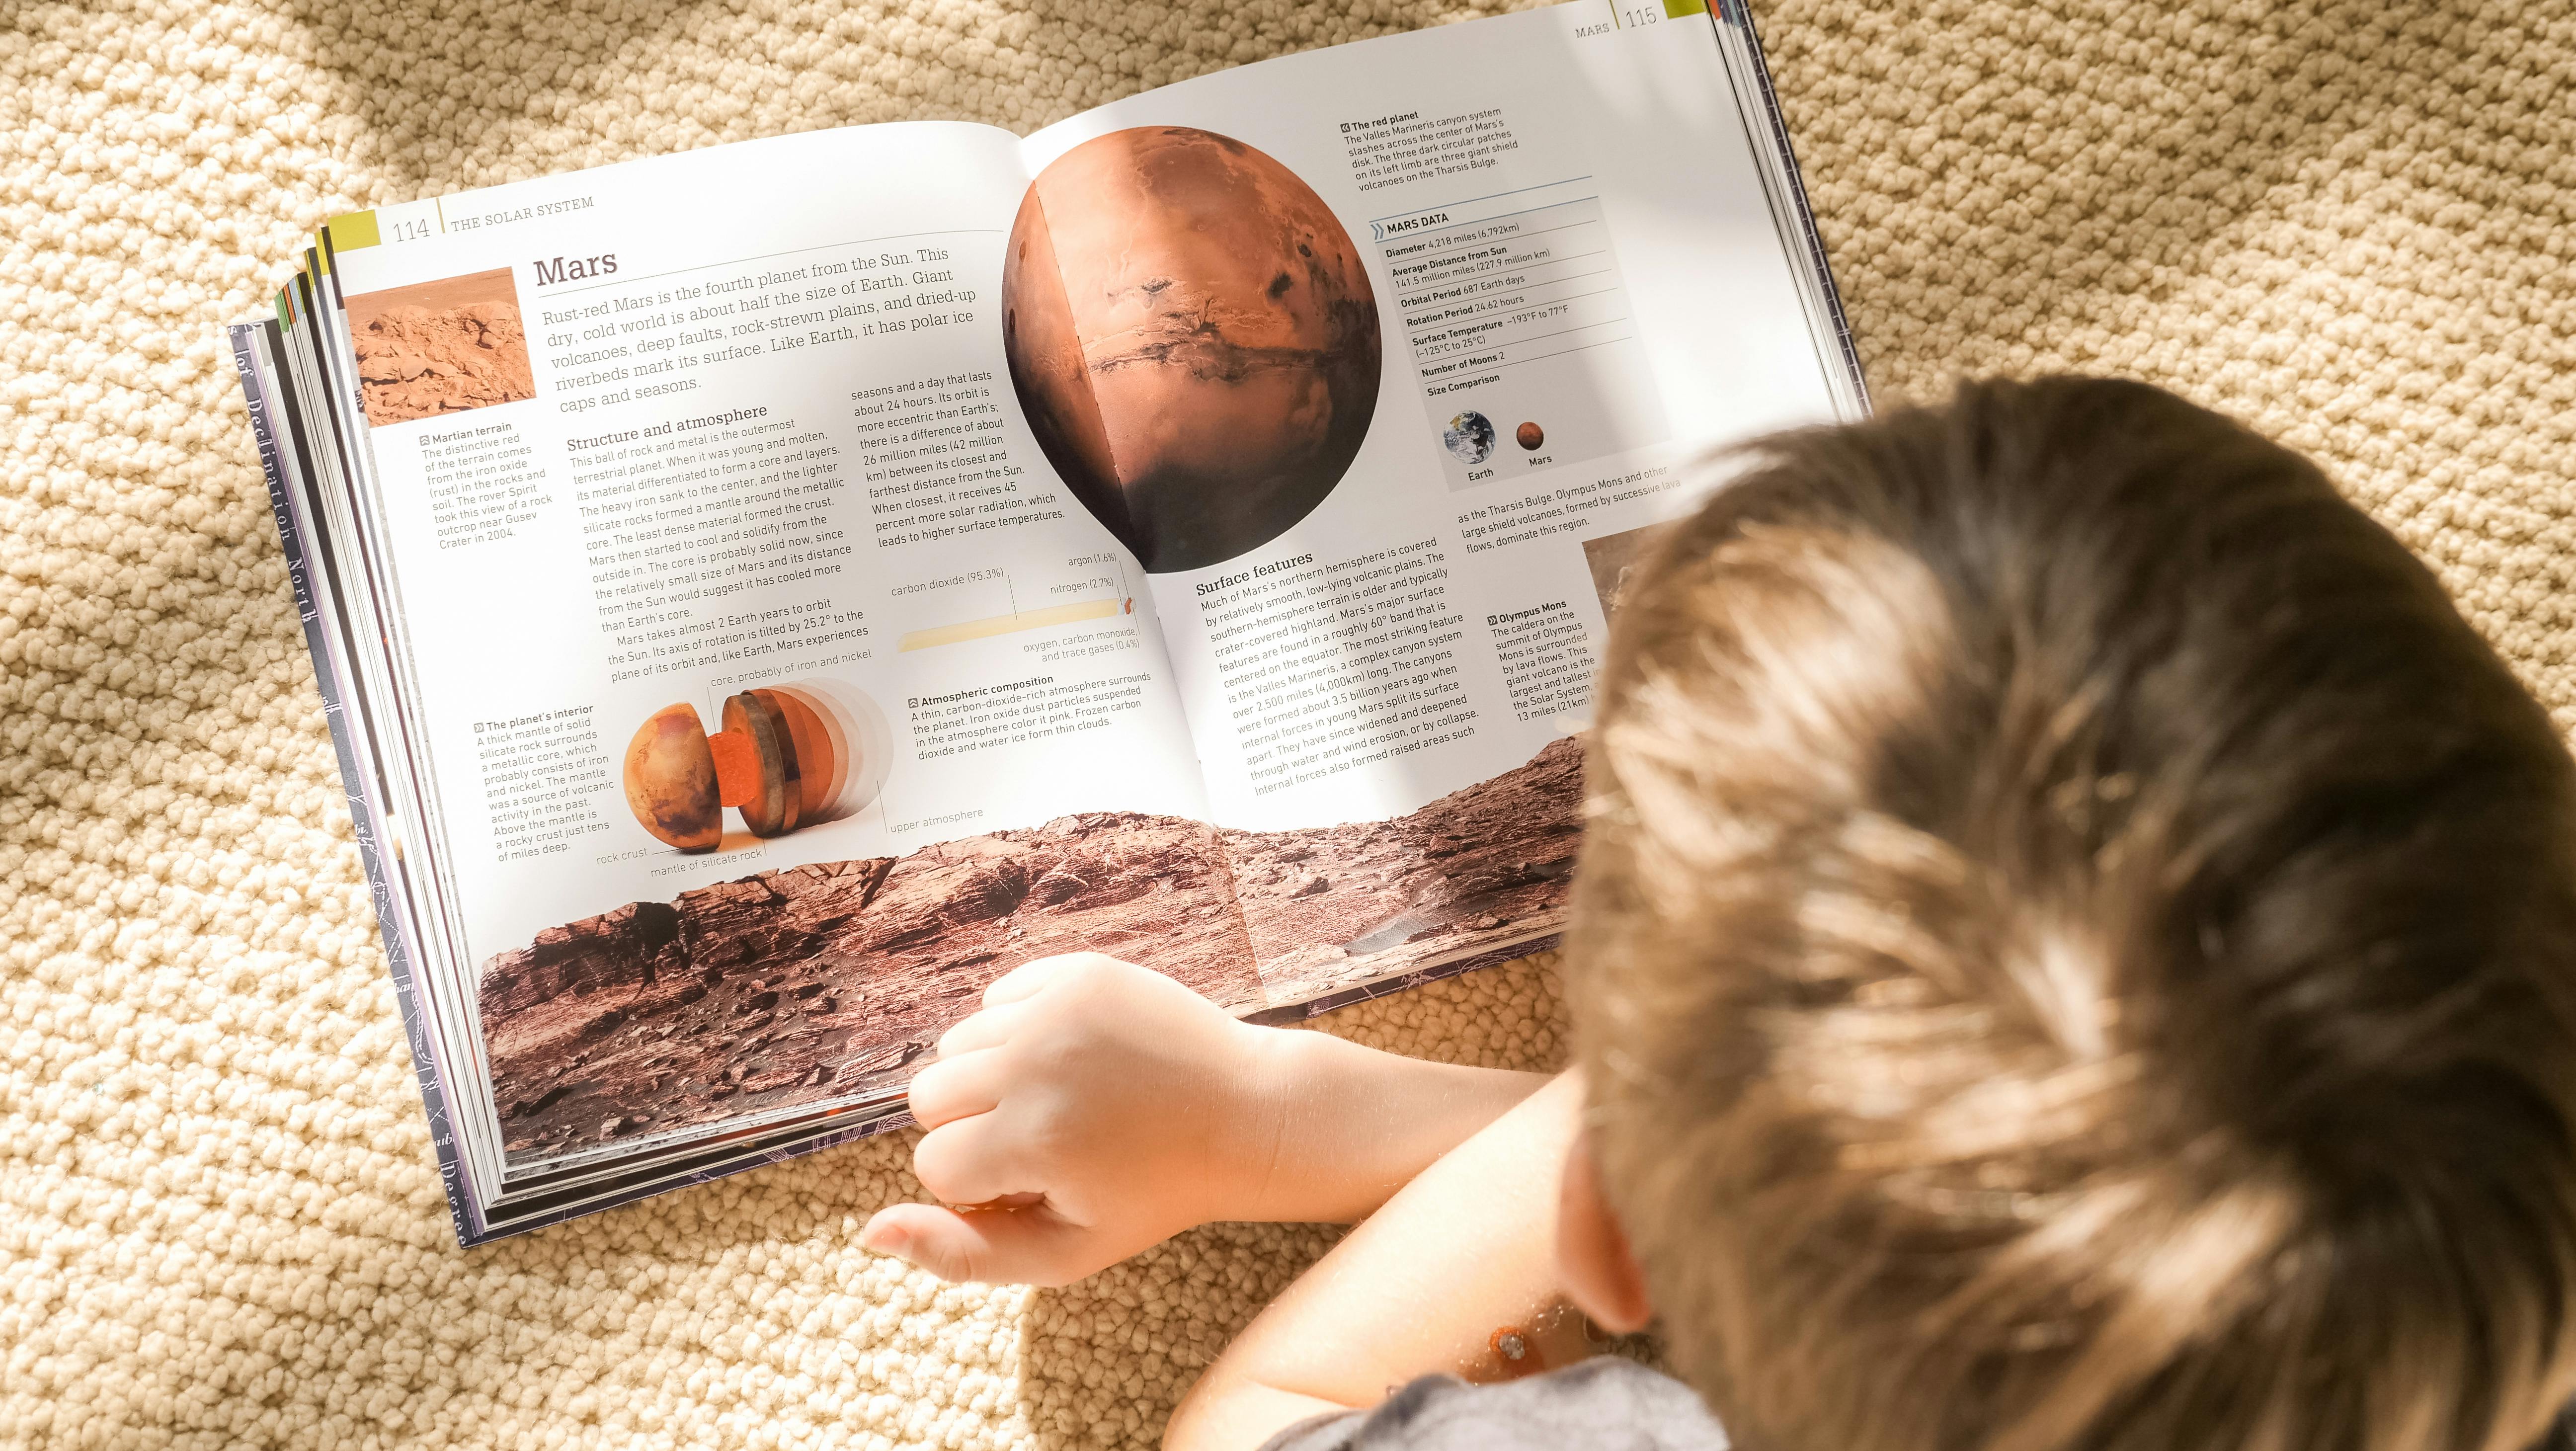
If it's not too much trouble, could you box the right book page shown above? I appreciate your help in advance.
[1009,1,1851,1006]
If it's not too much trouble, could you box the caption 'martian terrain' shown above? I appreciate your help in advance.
[481,735,1582,1157]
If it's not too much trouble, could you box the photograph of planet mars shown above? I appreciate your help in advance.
[343,268,536,427]
[1001,126,1381,573]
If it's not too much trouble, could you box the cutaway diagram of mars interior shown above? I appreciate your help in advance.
[484,735,1582,1160]
[1001,126,1381,574]
[623,680,892,850]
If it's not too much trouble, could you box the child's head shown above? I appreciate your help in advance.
[1562,377,2576,1451]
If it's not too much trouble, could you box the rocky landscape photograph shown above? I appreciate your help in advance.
[1582,518,1677,624]
[1223,733,1581,1005]
[480,735,1584,1163]
[343,267,537,426]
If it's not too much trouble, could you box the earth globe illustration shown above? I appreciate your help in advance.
[1001,126,1381,574]
[1443,410,1497,465]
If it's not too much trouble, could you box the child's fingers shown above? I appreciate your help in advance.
[978,954,1133,1010]
[905,1048,1009,1129]
[910,1111,1033,1208]
[934,999,1031,1059]
[859,1202,1095,1286]
[982,951,1122,1006]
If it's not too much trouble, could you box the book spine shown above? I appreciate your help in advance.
[229,324,481,1248]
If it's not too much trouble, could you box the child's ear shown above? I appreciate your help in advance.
[1557,1124,1654,1334]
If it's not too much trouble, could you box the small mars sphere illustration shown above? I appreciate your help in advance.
[1517,421,1545,451]
[622,681,893,851]
[1002,127,1381,573]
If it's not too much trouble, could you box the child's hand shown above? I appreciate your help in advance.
[858,953,1288,1287]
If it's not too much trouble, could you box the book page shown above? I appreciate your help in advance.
[1010,2,1849,1003]
[320,122,1264,1174]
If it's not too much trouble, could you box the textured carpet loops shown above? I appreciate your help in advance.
[4,0,2575,1445]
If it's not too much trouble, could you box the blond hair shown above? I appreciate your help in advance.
[1573,378,2576,1451]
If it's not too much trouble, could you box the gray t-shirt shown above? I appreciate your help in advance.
[1258,1358,1729,1451]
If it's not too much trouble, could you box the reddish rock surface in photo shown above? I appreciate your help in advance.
[1226,733,1583,1004]
[480,736,1585,1162]
[481,816,1260,1157]
[347,288,536,425]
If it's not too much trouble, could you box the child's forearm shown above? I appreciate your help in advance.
[1167,1071,1590,1451]
[1235,1027,1550,1224]
[865,955,1549,1287]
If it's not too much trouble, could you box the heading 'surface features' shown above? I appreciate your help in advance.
[1001,126,1381,574]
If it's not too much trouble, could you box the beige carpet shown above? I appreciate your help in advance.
[2,0,2571,1444]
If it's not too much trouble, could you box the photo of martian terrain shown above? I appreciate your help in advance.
[480,735,1582,1159]
[1001,126,1381,573]
[1225,733,1582,1006]
[1582,518,1680,623]
[343,268,537,426]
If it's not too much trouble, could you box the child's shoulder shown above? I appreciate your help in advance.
[1262,1358,1726,1451]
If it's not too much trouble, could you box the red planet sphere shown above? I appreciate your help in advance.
[1002,127,1381,573]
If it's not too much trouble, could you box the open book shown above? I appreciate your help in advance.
[229,0,1864,1245]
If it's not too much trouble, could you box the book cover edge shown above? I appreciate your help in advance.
[231,322,484,1249]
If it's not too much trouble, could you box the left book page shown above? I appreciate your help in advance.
[276,121,1256,1234]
